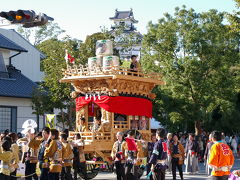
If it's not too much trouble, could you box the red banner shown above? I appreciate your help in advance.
[75,96,152,118]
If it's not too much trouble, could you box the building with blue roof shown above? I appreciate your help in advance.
[0,29,44,133]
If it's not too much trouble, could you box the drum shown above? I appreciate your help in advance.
[102,56,119,70]
[96,40,113,56]
[88,57,102,69]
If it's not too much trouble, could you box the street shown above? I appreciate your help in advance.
[95,172,209,180]
[17,158,239,179]
[94,158,240,180]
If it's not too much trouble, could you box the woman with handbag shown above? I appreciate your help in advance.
[170,134,184,180]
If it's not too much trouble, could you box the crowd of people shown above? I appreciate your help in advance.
[143,130,237,180]
[0,127,86,180]
[112,130,238,180]
[0,127,238,180]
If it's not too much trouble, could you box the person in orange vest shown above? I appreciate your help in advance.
[208,131,234,180]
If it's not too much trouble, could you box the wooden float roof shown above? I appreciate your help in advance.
[60,65,165,86]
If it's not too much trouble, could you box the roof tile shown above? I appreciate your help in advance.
[0,33,27,52]
[0,66,38,98]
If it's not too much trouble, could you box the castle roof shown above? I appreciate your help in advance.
[109,9,138,23]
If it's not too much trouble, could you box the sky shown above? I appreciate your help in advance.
[0,0,237,41]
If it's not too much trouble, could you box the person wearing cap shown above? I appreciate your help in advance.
[208,131,234,180]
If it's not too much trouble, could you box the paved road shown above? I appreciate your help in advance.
[18,157,240,179]
[94,172,209,180]
[94,157,240,180]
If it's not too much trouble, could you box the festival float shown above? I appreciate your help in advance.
[60,40,164,179]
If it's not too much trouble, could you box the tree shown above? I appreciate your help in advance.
[36,37,81,129]
[32,85,54,116]
[141,6,240,134]
[78,32,112,65]
[36,31,110,129]
[17,22,65,45]
[110,23,142,60]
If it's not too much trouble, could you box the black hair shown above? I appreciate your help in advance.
[75,133,81,140]
[151,134,156,138]
[60,133,68,141]
[4,129,9,135]
[80,117,86,123]
[63,129,69,138]
[212,131,222,141]
[8,133,17,143]
[189,133,195,138]
[172,133,179,139]
[37,132,42,137]
[4,136,12,146]
[50,129,59,140]
[42,127,50,134]
[131,55,137,59]
[127,130,135,137]
[2,140,11,151]
[156,128,166,138]
[17,132,22,138]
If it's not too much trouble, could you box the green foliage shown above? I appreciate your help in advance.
[32,85,54,115]
[142,6,240,133]
[110,23,142,58]
[17,22,65,45]
[121,60,131,68]
[36,37,82,129]
[34,29,110,129]
[78,32,112,64]
[227,0,240,34]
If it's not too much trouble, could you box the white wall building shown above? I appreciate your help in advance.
[0,28,45,82]
[0,30,44,133]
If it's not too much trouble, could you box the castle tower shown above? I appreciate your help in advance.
[109,9,142,60]
[109,8,138,32]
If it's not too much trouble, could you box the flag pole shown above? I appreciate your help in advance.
[65,49,69,69]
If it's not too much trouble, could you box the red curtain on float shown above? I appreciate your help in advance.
[75,96,152,118]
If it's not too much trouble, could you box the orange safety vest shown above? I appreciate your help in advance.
[208,142,234,176]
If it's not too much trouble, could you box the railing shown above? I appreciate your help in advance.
[113,121,129,129]
[62,65,162,81]
[94,132,111,141]
[69,131,112,144]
